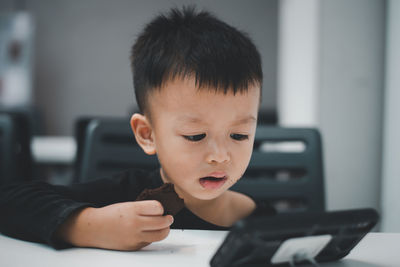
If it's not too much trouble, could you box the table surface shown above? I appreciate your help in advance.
[0,230,399,267]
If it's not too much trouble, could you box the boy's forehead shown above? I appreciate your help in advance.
[176,114,257,125]
[145,77,261,116]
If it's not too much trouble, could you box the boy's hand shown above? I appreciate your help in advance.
[57,200,173,251]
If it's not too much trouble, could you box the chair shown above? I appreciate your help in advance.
[75,117,159,182]
[75,117,324,213]
[231,126,325,213]
[0,106,44,135]
[257,109,278,125]
[0,113,34,185]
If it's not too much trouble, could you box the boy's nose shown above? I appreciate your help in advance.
[205,141,231,164]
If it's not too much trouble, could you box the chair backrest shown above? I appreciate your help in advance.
[76,118,324,213]
[0,113,34,185]
[231,126,325,213]
[75,117,159,182]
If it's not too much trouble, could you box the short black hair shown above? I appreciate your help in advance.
[131,6,263,114]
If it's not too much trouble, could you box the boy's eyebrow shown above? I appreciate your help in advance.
[177,115,257,125]
[232,115,257,125]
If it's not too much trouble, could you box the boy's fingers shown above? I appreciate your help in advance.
[135,200,164,215]
[139,215,174,231]
[141,227,171,243]
[133,242,151,251]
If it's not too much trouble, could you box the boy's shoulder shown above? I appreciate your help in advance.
[226,190,256,222]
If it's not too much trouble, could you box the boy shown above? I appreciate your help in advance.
[0,6,274,251]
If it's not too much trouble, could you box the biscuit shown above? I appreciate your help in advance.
[136,183,185,216]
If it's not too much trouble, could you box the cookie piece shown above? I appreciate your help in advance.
[136,183,185,216]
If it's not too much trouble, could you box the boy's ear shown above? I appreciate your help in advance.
[130,113,156,155]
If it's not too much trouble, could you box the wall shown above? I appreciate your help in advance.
[319,0,386,211]
[278,0,386,212]
[278,0,320,126]
[381,0,400,232]
[1,0,278,135]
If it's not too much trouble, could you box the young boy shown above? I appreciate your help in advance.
[0,6,274,251]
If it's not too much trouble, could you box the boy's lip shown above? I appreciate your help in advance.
[199,174,228,189]
[205,171,227,178]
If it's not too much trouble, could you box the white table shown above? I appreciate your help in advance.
[0,230,399,267]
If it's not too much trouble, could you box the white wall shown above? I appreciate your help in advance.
[319,0,385,211]
[278,0,319,126]
[381,0,400,232]
[278,0,385,212]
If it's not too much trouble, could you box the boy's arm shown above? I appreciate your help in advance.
[55,201,173,251]
[0,180,94,248]
[0,169,170,249]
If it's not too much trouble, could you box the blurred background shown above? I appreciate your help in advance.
[0,0,399,232]
[0,0,278,135]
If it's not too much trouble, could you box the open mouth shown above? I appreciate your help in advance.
[199,176,228,189]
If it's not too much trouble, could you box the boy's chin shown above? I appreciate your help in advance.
[172,178,231,201]
[190,189,227,201]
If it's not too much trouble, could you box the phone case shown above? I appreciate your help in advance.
[210,208,379,267]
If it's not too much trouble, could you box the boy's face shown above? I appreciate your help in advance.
[139,78,260,202]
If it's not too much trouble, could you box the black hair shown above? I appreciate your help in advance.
[131,6,263,114]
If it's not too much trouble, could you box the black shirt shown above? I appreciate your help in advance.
[0,168,275,249]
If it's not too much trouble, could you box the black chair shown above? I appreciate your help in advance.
[75,117,324,213]
[0,113,34,185]
[257,109,278,125]
[231,126,325,213]
[0,106,44,135]
[74,117,158,182]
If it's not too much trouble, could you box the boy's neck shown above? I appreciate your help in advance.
[183,191,231,227]
[181,190,226,212]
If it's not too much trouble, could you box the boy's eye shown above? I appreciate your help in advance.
[230,133,249,141]
[183,134,206,142]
